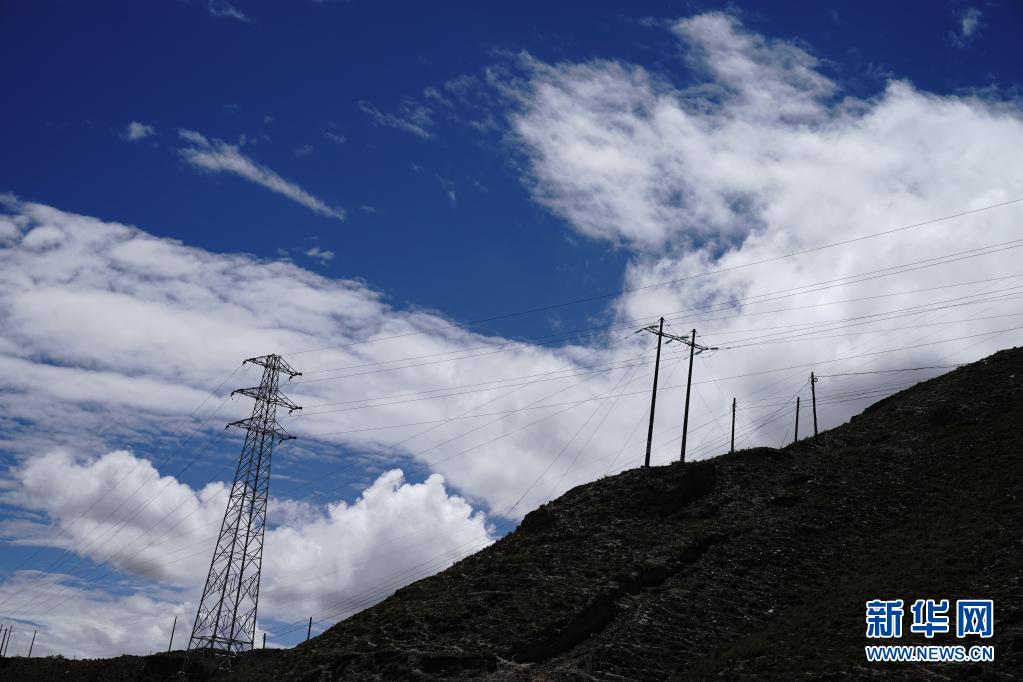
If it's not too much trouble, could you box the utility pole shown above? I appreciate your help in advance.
[3,626,12,657]
[794,396,800,443]
[262,632,266,649]
[637,321,718,465]
[810,372,819,441]
[168,615,177,652]
[640,317,665,467]
[680,329,718,462]
[28,630,36,658]
[730,398,736,454]
[0,625,7,658]
[306,617,313,641]
[188,354,301,663]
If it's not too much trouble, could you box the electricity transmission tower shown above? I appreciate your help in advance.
[188,354,301,660]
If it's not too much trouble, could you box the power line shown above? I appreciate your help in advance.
[284,197,1023,357]
[292,241,1023,382]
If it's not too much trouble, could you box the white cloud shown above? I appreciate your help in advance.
[178,129,345,220]
[0,450,491,658]
[0,196,613,519]
[0,450,226,584]
[359,100,434,139]
[496,9,1023,467]
[961,7,982,38]
[950,7,983,47]
[0,570,189,659]
[293,143,314,157]
[504,12,1023,253]
[0,217,20,243]
[122,121,155,142]
[323,130,346,145]
[207,0,248,22]
[305,246,334,263]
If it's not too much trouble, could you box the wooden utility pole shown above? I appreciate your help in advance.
[0,626,7,658]
[306,617,313,641]
[810,372,819,441]
[168,615,177,652]
[680,329,697,462]
[28,630,36,658]
[730,398,736,454]
[642,317,665,467]
[2,626,12,657]
[637,323,719,464]
[262,632,267,649]
[679,329,719,462]
[794,396,800,443]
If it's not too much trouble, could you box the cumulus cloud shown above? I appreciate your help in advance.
[0,450,226,584]
[122,121,155,142]
[178,129,345,220]
[0,450,491,657]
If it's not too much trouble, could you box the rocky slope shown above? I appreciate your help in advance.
[3,347,1021,680]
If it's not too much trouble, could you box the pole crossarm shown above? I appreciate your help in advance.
[637,325,718,354]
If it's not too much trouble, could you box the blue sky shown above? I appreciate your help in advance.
[3,1,1019,338]
[1,0,1022,658]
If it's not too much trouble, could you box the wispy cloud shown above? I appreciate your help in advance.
[178,129,345,220]
[292,143,314,157]
[961,7,982,37]
[305,246,334,263]
[358,100,434,139]
[207,0,248,22]
[950,7,983,47]
[323,130,347,145]
[122,121,155,142]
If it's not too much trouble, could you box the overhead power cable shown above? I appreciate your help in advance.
[284,198,1023,356]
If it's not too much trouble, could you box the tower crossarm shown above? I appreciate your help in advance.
[230,387,302,412]
[242,354,302,378]
[225,418,295,442]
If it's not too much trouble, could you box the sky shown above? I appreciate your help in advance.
[1,0,1022,659]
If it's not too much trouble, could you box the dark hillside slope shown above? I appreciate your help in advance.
[253,346,1023,680]
[3,347,1021,680]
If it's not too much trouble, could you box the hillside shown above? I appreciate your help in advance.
[3,347,1022,680]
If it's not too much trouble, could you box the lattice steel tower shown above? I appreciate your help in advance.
[188,354,301,657]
